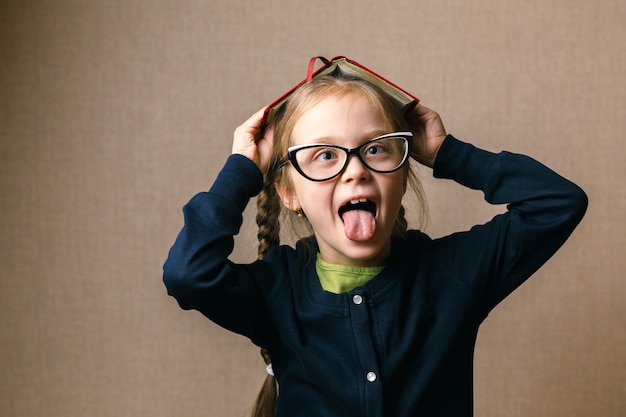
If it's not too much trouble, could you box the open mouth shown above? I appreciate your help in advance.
[338,198,377,221]
[338,198,378,241]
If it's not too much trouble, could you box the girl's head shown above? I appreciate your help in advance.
[256,75,427,265]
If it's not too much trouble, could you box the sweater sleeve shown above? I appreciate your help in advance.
[162,154,275,343]
[432,135,588,313]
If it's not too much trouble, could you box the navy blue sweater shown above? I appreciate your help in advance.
[163,136,587,416]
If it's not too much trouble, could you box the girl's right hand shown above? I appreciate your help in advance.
[232,107,274,174]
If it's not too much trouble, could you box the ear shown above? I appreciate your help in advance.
[275,180,301,211]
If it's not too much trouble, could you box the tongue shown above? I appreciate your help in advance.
[342,210,376,241]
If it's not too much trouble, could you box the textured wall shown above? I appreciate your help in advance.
[1,1,624,416]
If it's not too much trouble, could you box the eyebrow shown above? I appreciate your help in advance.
[295,130,391,146]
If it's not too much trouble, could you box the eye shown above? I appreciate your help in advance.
[363,142,388,156]
[312,147,340,162]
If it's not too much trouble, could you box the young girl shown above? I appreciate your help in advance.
[163,67,587,416]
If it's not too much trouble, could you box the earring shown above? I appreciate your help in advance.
[295,208,305,217]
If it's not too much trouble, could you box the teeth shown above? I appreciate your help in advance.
[339,198,376,218]
[350,198,368,204]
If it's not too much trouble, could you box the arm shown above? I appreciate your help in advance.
[406,105,587,312]
[163,109,277,341]
[433,135,588,312]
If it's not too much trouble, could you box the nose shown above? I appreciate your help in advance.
[340,154,370,182]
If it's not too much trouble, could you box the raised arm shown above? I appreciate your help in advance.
[163,109,277,342]
[431,134,588,313]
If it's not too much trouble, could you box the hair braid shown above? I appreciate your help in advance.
[393,204,409,237]
[255,172,282,260]
[252,172,281,417]
[251,348,278,417]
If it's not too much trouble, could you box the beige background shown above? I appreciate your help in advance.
[1,0,624,416]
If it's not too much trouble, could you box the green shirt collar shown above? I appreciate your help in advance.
[316,253,384,294]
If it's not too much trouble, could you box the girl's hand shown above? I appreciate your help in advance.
[232,107,274,174]
[405,104,447,168]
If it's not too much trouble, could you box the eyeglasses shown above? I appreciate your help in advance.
[280,132,413,182]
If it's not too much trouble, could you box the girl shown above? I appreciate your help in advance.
[163,68,587,416]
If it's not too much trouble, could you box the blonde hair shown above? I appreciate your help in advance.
[252,75,428,417]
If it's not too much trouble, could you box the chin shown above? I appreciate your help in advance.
[341,240,390,266]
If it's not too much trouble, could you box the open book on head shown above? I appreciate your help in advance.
[263,56,420,125]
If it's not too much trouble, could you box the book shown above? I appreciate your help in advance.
[263,56,419,125]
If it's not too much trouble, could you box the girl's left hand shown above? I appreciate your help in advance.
[405,104,447,168]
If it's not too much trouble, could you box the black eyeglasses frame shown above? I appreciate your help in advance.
[278,131,413,182]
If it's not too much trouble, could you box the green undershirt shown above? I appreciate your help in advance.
[316,253,385,294]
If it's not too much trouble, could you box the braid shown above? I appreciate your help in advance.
[255,172,282,260]
[253,174,281,416]
[251,348,278,417]
[393,204,409,237]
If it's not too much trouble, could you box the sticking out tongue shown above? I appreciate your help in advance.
[342,209,376,241]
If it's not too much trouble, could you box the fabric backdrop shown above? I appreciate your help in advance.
[1,1,624,416]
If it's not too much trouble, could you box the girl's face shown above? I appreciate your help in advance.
[277,92,407,267]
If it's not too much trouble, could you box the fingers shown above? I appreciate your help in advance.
[410,103,433,116]
[232,106,274,173]
[235,106,268,141]
[406,103,439,125]
[405,103,446,169]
